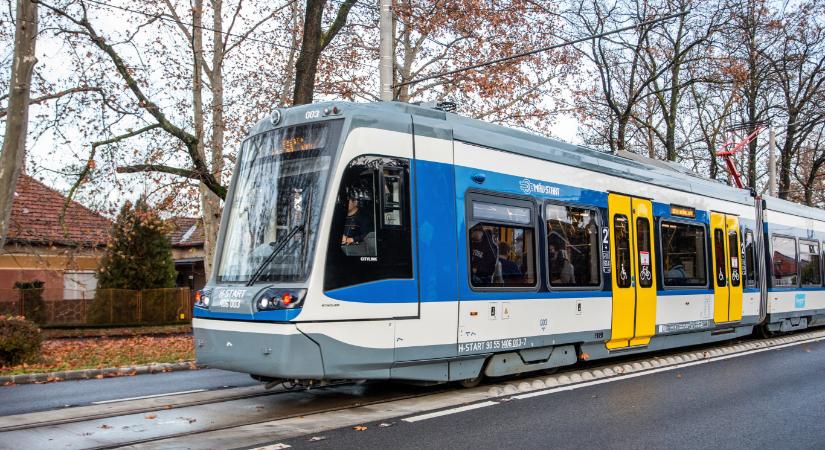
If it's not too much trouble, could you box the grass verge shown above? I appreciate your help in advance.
[1,335,195,376]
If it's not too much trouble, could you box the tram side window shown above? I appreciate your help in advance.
[324,156,412,291]
[771,235,798,287]
[469,200,536,288]
[545,204,601,288]
[799,240,821,286]
[613,215,632,288]
[744,230,757,287]
[660,221,707,287]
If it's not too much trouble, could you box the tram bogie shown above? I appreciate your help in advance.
[193,101,825,384]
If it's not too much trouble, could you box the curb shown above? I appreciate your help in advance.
[483,328,825,398]
[0,361,203,385]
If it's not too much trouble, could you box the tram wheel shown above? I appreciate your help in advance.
[458,375,484,388]
[757,323,775,339]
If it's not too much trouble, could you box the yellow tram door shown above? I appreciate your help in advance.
[606,194,657,349]
[711,212,743,323]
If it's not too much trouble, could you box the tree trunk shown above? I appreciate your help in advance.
[0,0,37,249]
[199,0,226,279]
[191,0,218,278]
[616,116,628,152]
[778,123,796,200]
[293,0,326,105]
[280,0,301,106]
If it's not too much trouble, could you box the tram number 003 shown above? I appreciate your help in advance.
[305,110,321,119]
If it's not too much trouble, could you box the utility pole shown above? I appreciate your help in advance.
[378,0,393,101]
[768,127,777,197]
[0,0,38,249]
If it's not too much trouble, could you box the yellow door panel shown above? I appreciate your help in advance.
[630,198,656,347]
[726,215,743,321]
[607,194,634,349]
[711,212,730,323]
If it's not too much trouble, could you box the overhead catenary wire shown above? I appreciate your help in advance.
[393,10,689,89]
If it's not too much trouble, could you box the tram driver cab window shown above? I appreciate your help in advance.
[324,156,412,291]
[340,182,376,255]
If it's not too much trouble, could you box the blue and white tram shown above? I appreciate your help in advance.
[192,101,825,384]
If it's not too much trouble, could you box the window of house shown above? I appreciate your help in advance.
[771,235,798,287]
[545,204,600,288]
[660,221,707,287]
[468,194,536,289]
[799,240,821,286]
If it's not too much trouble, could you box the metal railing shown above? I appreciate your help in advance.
[0,288,193,327]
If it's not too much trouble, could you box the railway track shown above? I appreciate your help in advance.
[2,328,823,449]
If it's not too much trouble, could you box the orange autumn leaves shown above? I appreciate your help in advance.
[1,335,194,376]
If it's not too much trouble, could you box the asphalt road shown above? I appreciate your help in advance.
[275,339,825,450]
[0,368,256,416]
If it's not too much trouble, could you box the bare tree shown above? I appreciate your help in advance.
[764,0,825,199]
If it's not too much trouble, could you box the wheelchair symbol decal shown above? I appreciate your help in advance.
[718,267,725,282]
[620,264,628,281]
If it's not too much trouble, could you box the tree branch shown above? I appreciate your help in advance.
[116,164,202,181]
[60,123,161,233]
[320,0,357,51]
[0,86,103,118]
[37,0,226,199]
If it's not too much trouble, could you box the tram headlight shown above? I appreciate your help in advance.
[195,289,213,309]
[255,289,306,311]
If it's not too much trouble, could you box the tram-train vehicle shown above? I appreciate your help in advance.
[192,101,825,385]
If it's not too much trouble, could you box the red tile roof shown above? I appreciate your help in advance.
[6,174,112,247]
[167,216,205,248]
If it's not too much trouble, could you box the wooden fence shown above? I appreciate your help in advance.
[0,288,193,327]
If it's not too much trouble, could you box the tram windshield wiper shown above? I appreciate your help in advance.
[245,223,305,287]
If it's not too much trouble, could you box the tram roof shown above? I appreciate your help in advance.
[253,101,825,221]
[358,101,757,207]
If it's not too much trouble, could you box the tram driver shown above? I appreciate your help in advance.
[341,186,374,246]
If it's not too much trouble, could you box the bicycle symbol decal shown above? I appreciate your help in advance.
[640,265,652,281]
[731,270,740,282]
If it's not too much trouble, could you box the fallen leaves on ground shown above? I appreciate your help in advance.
[352,425,368,431]
[99,424,112,429]
[145,414,157,420]
[0,335,194,376]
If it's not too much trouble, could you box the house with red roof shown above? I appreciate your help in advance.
[167,216,207,292]
[0,174,113,300]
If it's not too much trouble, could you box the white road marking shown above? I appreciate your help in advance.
[513,335,825,400]
[256,444,291,449]
[91,389,207,405]
[402,400,499,423]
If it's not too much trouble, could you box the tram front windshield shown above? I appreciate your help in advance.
[217,121,340,283]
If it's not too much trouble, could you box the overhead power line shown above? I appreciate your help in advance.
[393,10,690,89]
